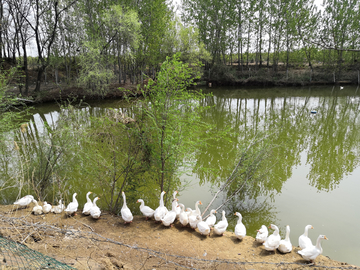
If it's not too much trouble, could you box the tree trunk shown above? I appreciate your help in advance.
[259,16,263,68]
[267,14,272,68]
[118,55,122,83]
[22,42,29,96]
[237,6,242,71]
[246,22,251,67]
[34,65,46,92]
[55,67,59,84]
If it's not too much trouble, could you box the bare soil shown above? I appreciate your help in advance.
[0,204,357,270]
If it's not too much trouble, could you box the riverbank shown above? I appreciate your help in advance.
[7,64,359,105]
[13,81,142,104]
[0,204,357,270]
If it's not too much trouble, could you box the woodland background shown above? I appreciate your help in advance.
[0,0,359,98]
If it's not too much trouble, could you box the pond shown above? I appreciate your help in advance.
[1,85,360,266]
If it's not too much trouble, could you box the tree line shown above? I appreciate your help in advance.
[0,0,359,96]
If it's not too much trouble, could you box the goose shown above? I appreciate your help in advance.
[51,199,65,214]
[188,201,202,228]
[278,225,292,253]
[255,225,268,243]
[137,199,155,220]
[185,208,193,217]
[234,212,246,240]
[178,203,189,227]
[161,198,178,227]
[14,195,34,208]
[213,210,228,236]
[298,235,328,264]
[90,197,101,219]
[189,213,201,229]
[32,199,43,215]
[82,191,93,215]
[172,191,181,219]
[64,193,78,216]
[193,201,202,216]
[42,201,52,214]
[205,209,217,228]
[197,215,211,236]
[299,225,314,250]
[121,191,133,223]
[154,191,168,222]
[263,224,281,252]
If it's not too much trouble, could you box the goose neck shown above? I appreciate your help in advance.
[160,192,165,207]
[122,193,127,206]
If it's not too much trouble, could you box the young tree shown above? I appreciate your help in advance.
[140,53,210,193]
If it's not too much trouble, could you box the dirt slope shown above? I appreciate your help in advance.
[0,204,357,270]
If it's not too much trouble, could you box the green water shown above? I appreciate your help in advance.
[2,85,360,265]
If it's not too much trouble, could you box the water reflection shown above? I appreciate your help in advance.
[199,87,360,194]
[306,96,360,191]
[225,197,279,238]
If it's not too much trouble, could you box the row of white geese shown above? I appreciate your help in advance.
[13,192,100,218]
[14,190,327,264]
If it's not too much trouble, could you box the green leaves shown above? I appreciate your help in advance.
[77,40,115,96]
[138,53,210,191]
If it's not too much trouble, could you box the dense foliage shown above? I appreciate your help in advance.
[0,0,359,96]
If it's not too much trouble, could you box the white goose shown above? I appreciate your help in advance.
[197,215,211,236]
[263,224,281,252]
[193,201,202,216]
[51,199,65,214]
[154,191,168,222]
[255,225,268,243]
[299,224,314,250]
[14,195,34,208]
[32,200,43,215]
[172,191,181,219]
[161,198,178,226]
[178,203,189,227]
[137,199,155,220]
[298,235,328,264]
[42,201,52,214]
[189,213,201,229]
[82,191,93,215]
[121,191,133,223]
[205,209,217,228]
[278,225,292,253]
[234,212,246,240]
[90,197,101,219]
[185,208,193,217]
[64,193,78,216]
[213,210,228,236]
[188,201,202,229]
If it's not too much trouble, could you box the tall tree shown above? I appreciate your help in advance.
[14,0,77,93]
[317,0,360,78]
[7,0,32,95]
[293,0,319,79]
[182,0,234,64]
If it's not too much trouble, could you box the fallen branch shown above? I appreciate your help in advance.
[202,133,273,218]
